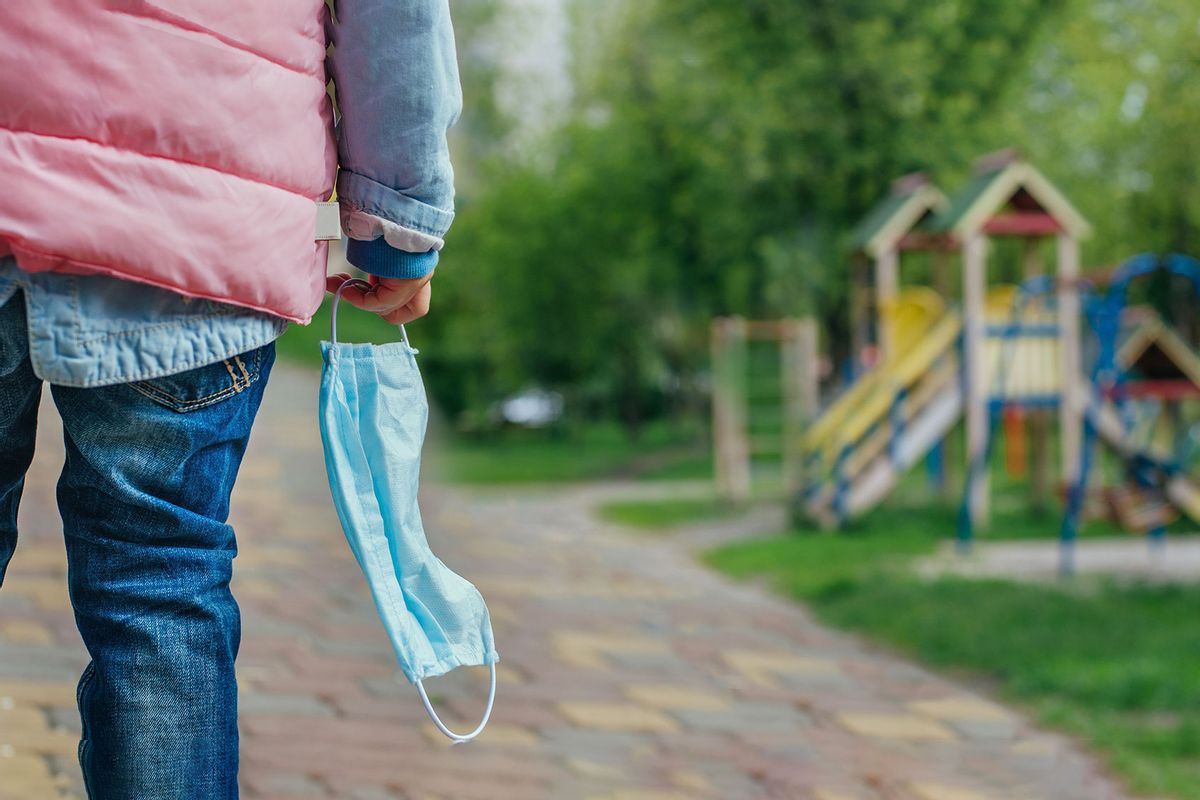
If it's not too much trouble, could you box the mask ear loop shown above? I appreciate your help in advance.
[415,662,497,745]
[399,322,415,352]
[330,278,373,343]
[330,278,419,352]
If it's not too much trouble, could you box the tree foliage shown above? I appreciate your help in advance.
[426,0,1200,433]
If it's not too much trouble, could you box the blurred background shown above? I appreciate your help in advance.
[278,1,1200,796]
[294,0,1200,474]
[279,0,1200,796]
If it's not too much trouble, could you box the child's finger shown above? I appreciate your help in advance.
[325,273,354,293]
[340,287,402,313]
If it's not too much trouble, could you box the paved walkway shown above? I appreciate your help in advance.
[918,537,1200,583]
[1,365,1132,800]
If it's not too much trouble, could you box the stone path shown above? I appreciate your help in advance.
[918,537,1200,583]
[1,365,1133,800]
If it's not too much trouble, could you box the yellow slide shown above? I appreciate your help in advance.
[801,288,963,527]
[801,284,1068,527]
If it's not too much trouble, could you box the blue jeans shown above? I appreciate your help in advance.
[0,292,274,799]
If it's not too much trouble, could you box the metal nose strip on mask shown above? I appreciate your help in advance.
[328,278,498,744]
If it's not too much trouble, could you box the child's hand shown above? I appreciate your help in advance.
[326,272,433,325]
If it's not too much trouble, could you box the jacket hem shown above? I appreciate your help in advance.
[5,240,317,325]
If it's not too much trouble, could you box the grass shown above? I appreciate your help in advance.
[704,501,1200,799]
[633,452,714,482]
[427,421,708,485]
[596,496,741,533]
[275,297,401,367]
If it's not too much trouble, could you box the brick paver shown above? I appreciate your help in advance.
[1,365,1132,799]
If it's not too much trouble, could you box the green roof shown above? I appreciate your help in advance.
[850,176,948,257]
[850,191,913,252]
[929,168,1002,234]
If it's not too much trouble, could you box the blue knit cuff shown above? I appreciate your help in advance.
[346,238,439,279]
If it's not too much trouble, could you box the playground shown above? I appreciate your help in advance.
[701,150,1200,798]
[712,150,1200,576]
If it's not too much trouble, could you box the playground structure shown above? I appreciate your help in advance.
[1056,253,1200,572]
[802,152,1087,529]
[785,150,1200,573]
[711,317,819,502]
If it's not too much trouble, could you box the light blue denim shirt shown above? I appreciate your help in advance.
[0,264,287,387]
[0,0,460,388]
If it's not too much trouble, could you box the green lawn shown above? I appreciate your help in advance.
[705,503,1200,800]
[429,422,706,485]
[596,496,742,533]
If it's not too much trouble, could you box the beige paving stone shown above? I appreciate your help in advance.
[593,792,695,800]
[1011,738,1058,756]
[909,697,1014,723]
[0,753,52,783]
[670,770,713,794]
[837,712,956,741]
[1009,737,1061,767]
[0,620,53,645]
[462,539,526,559]
[558,701,679,733]
[473,577,550,598]
[0,779,60,800]
[909,782,992,800]
[6,545,67,571]
[0,576,70,611]
[495,662,526,684]
[239,547,307,567]
[420,722,538,747]
[6,727,80,757]
[813,790,861,800]
[236,459,281,480]
[0,707,50,732]
[721,649,841,688]
[480,577,688,600]
[0,680,76,708]
[569,758,627,780]
[486,602,519,627]
[231,577,279,597]
[624,683,731,711]
[431,510,474,531]
[553,632,670,670]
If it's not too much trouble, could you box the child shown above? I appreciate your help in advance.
[0,1,460,796]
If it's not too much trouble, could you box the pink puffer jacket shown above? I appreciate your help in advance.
[0,1,337,323]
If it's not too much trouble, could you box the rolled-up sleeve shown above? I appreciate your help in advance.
[327,0,462,278]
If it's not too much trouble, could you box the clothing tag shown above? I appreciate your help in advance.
[315,201,342,241]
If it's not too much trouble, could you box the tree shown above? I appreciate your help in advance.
[432,0,1200,433]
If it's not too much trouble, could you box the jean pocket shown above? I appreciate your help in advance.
[129,342,274,413]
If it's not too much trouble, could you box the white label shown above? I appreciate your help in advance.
[315,201,342,241]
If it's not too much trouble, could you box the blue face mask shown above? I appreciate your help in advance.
[319,280,499,744]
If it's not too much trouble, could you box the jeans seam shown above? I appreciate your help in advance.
[129,374,243,411]
[128,347,267,411]
[77,662,98,800]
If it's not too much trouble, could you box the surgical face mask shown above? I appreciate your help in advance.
[319,279,499,743]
